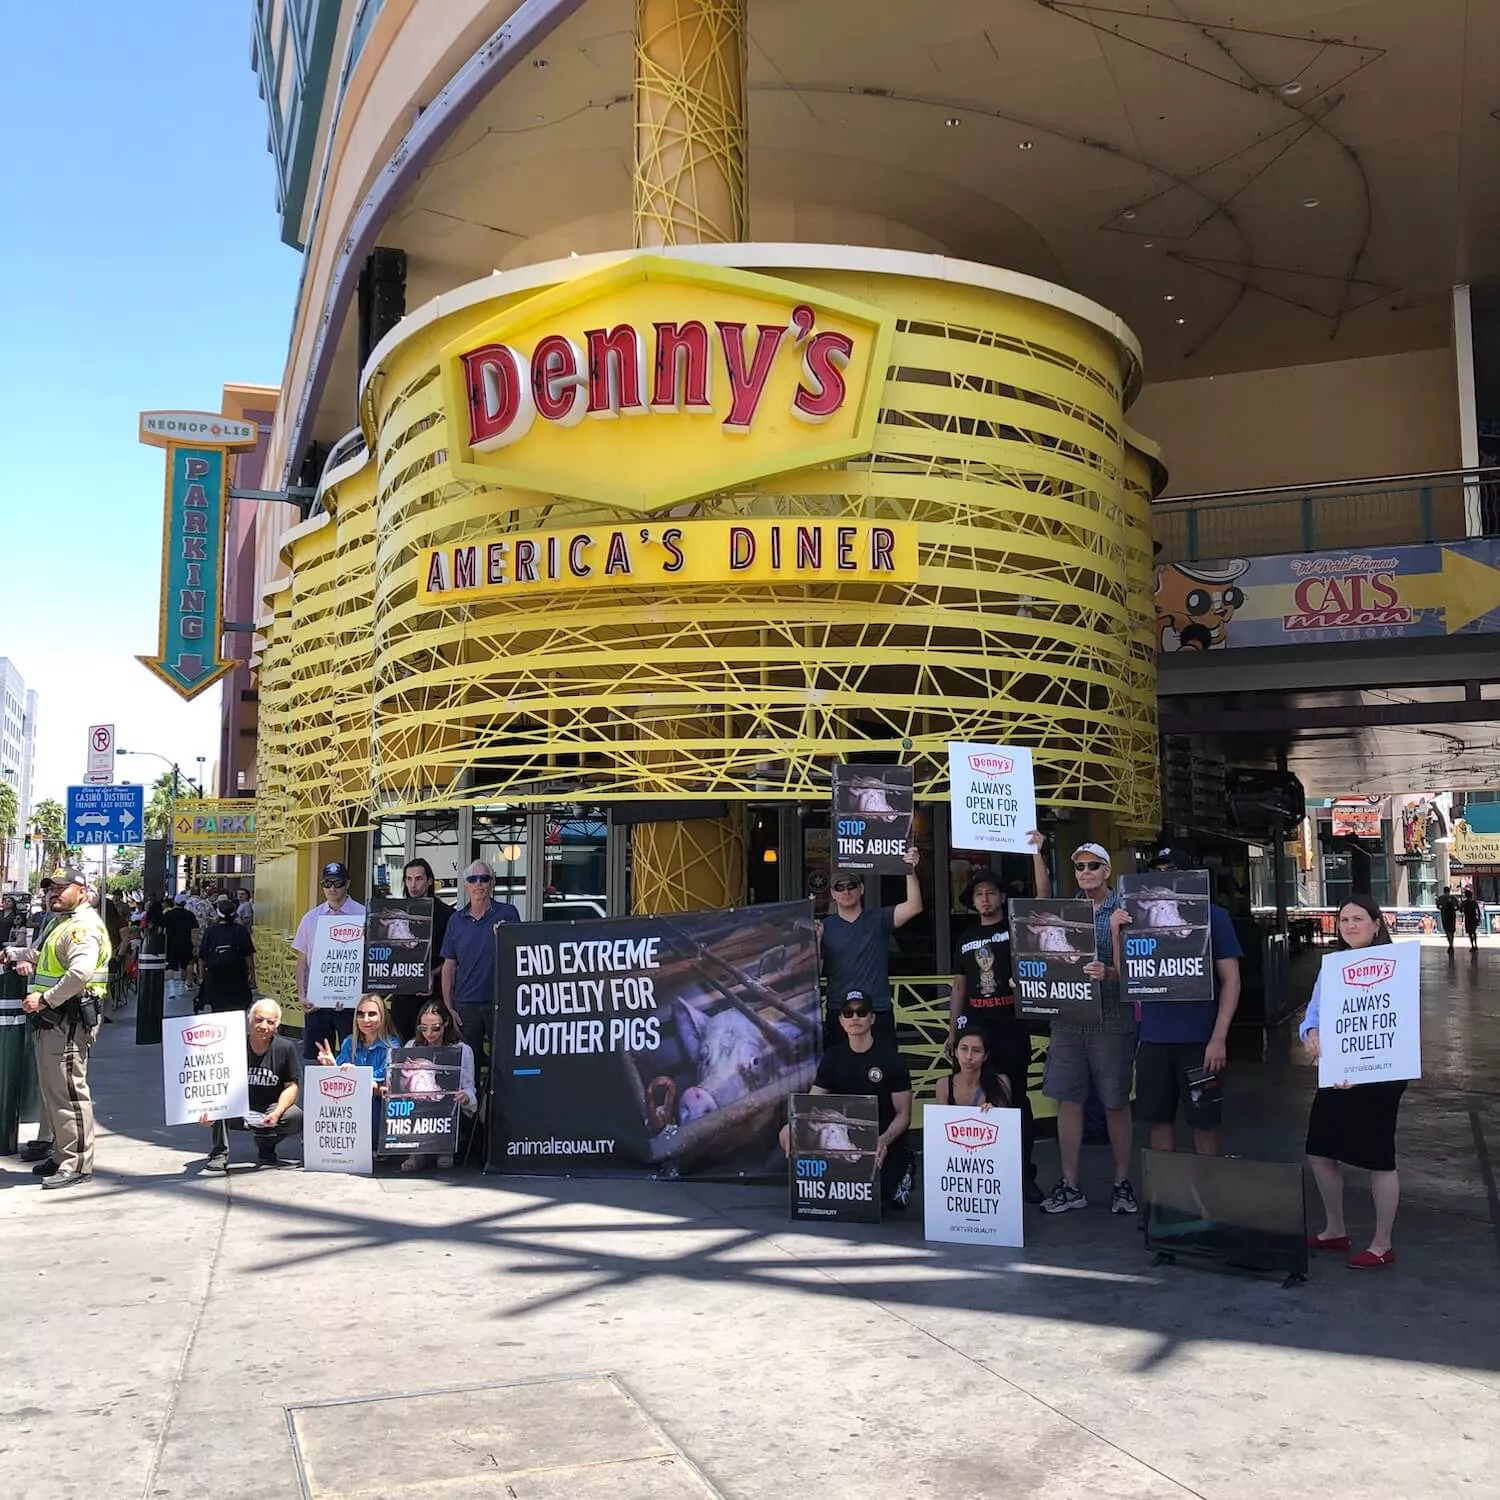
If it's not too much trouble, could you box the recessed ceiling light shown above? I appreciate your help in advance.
[533,57,548,69]
[945,117,961,127]
[1123,209,1138,221]
[1281,80,1302,96]
[1302,196,1321,208]
[1142,241,1155,249]
[1174,317,1186,325]
[1162,293,1176,302]
[1018,140,1033,150]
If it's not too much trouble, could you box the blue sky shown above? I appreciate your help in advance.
[0,1,302,809]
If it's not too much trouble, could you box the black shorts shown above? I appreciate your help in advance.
[1134,1041,1222,1130]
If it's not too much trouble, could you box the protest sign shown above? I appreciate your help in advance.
[787,1092,881,1223]
[490,901,821,1177]
[304,1065,374,1173]
[162,1012,248,1126]
[948,742,1036,855]
[831,764,913,876]
[384,1046,464,1153]
[1010,899,1102,1024]
[309,912,365,1010]
[1315,942,1422,1087]
[1118,870,1214,1003]
[922,1105,1024,1247]
[363,897,434,995]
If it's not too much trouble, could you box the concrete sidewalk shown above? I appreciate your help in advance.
[2,971,1497,1500]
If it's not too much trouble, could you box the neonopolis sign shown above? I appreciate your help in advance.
[438,256,894,511]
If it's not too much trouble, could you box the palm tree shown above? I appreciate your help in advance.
[144,772,179,839]
[31,798,68,873]
[0,780,17,843]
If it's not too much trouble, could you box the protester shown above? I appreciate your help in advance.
[5,866,111,1190]
[1110,845,1242,1157]
[197,895,257,1014]
[818,845,922,1046]
[1300,895,1406,1269]
[393,858,455,1039]
[935,1029,1010,1109]
[316,994,401,1085]
[398,1001,478,1173]
[779,993,915,1209]
[439,859,519,1065]
[293,861,367,1062]
[161,895,200,984]
[1436,889,1458,954]
[1461,888,1481,952]
[946,833,1050,1202]
[1040,843,1138,1217]
[204,999,302,1172]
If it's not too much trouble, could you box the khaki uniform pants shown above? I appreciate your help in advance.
[36,1021,94,1174]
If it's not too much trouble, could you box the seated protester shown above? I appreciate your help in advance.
[399,1001,479,1174]
[203,999,302,1172]
[318,993,402,1152]
[779,993,915,1209]
[197,896,256,1014]
[935,1029,1011,1111]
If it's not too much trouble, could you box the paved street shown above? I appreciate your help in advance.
[2,947,1497,1499]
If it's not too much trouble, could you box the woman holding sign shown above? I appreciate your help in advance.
[935,1031,1011,1110]
[398,1002,478,1173]
[318,994,403,1152]
[1300,896,1406,1269]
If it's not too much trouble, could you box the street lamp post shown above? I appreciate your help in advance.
[119,749,181,897]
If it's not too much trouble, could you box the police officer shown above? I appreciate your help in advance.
[3,866,111,1189]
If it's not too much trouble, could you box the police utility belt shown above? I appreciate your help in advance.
[28,984,103,1033]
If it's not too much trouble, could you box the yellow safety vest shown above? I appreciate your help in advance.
[29,906,112,1000]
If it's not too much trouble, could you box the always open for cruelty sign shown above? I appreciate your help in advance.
[304,1066,374,1173]
[948,743,1036,855]
[309,913,365,1009]
[1316,942,1421,1087]
[922,1105,1024,1247]
[162,1012,248,1125]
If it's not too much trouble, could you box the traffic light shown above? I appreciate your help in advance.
[23,831,31,849]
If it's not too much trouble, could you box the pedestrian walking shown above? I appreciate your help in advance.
[2,867,111,1189]
[1437,890,1458,955]
[1461,889,1481,952]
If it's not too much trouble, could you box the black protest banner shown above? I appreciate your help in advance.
[831,764,914,876]
[489,901,821,1178]
[383,1045,462,1153]
[1118,871,1214,1003]
[363,897,435,995]
[1010,898,1102,1024]
[787,1092,881,1223]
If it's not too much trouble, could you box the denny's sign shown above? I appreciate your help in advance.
[438,256,894,510]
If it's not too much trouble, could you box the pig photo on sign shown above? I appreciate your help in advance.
[1024,911,1090,963]
[672,995,780,1119]
[1132,886,1201,939]
[792,1106,877,1163]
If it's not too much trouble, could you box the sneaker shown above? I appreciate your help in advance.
[1110,1179,1139,1215]
[889,1160,915,1209]
[31,1158,59,1179]
[204,1153,228,1174]
[1040,1178,1087,1214]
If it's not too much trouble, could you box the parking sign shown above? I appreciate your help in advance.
[66,784,146,846]
[85,724,115,784]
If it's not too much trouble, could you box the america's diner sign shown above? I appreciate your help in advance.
[437,256,895,511]
[419,518,920,602]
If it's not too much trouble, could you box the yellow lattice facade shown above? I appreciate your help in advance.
[329,249,1161,835]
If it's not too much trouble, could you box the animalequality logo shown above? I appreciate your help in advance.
[1343,957,1397,988]
[183,1023,227,1047]
[945,1117,999,1149]
[967,753,1015,776]
[439,255,893,512]
[319,1076,358,1100]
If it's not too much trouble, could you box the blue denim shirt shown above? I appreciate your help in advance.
[1053,889,1136,1036]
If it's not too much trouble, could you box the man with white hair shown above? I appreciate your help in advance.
[1039,842,1139,1218]
[439,859,520,1065]
[204,998,302,1172]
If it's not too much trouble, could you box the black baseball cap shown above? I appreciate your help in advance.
[1148,845,1192,870]
[321,862,350,884]
[51,866,88,888]
[960,869,1006,908]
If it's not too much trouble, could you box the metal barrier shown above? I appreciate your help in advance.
[1152,467,1500,564]
[136,954,166,1047]
[0,966,31,1154]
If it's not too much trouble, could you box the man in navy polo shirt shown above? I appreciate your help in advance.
[1112,845,1242,1156]
[440,858,521,1066]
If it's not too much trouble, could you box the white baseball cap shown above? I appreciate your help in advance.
[1071,843,1111,867]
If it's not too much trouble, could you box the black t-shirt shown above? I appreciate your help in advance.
[953,918,1020,1030]
[815,1042,911,1134]
[820,906,898,1010]
[198,921,255,1008]
[426,898,454,996]
[161,906,198,956]
[246,1034,302,1114]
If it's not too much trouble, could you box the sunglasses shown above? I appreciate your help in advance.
[841,1004,872,1019]
[1072,861,1105,872]
[830,880,861,892]
[465,873,494,884]
[322,879,348,889]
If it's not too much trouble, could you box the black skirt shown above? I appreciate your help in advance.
[1306,1080,1407,1172]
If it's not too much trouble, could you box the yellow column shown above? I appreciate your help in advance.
[630,0,748,910]
[633,0,748,248]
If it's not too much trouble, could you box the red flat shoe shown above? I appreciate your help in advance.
[1347,1249,1395,1269]
[1307,1233,1350,1252]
